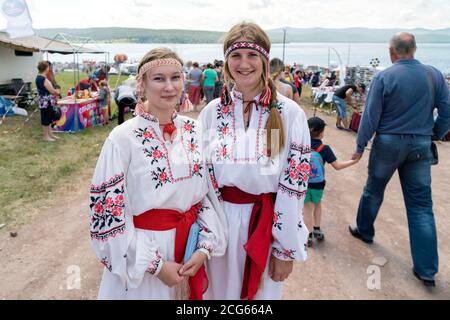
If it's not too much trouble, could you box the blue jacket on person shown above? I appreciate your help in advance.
[356,59,450,153]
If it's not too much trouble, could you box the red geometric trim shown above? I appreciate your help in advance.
[91,223,126,242]
[290,142,311,154]
[90,173,125,194]
[278,183,307,199]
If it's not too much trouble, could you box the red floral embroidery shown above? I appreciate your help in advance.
[273,211,283,230]
[144,146,167,165]
[143,131,154,139]
[94,202,104,215]
[221,106,230,115]
[283,143,310,189]
[152,167,171,188]
[192,160,203,177]
[114,194,124,206]
[159,172,168,182]
[289,159,297,168]
[289,170,299,181]
[105,197,114,209]
[134,127,156,145]
[90,173,126,241]
[153,150,163,159]
[297,163,310,174]
[112,207,123,217]
[184,123,193,132]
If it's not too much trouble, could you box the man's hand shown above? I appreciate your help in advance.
[351,152,363,161]
[178,251,207,277]
[268,255,293,282]
[157,261,186,287]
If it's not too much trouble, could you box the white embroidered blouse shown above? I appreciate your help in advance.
[199,89,311,262]
[89,109,227,289]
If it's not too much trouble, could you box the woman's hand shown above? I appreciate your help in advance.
[268,255,293,282]
[157,261,186,287]
[178,251,208,277]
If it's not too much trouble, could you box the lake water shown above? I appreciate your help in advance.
[48,42,450,74]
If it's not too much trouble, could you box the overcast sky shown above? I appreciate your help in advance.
[1,0,449,31]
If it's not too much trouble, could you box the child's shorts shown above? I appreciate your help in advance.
[304,188,324,205]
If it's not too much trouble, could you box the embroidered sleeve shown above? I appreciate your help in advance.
[146,251,163,276]
[272,110,311,262]
[90,138,130,285]
[90,138,163,289]
[195,190,228,259]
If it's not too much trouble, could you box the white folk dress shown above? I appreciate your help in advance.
[199,89,311,300]
[89,109,227,300]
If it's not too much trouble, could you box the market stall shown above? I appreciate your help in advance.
[54,96,101,132]
[41,34,110,131]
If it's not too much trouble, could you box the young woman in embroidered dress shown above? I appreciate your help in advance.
[199,22,311,300]
[89,48,227,300]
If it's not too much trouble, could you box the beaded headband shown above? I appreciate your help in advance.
[224,41,270,61]
[136,58,183,109]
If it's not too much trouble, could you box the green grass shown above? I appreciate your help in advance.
[0,72,128,227]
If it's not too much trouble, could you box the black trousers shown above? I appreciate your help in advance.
[118,98,136,125]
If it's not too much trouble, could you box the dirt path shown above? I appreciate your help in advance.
[1,108,449,300]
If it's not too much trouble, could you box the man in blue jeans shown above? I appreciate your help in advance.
[350,32,450,287]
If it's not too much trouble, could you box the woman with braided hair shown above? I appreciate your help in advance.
[89,47,227,299]
[199,22,311,300]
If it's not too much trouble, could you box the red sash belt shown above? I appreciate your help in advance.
[133,203,207,300]
[220,186,275,300]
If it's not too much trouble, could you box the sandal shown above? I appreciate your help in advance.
[313,228,325,241]
[307,234,313,247]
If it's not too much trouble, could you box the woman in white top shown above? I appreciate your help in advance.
[89,48,227,300]
[199,22,311,300]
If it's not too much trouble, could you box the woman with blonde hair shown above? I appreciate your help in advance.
[199,22,311,300]
[270,57,293,100]
[89,47,227,299]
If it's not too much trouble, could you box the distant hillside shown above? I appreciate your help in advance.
[37,27,450,43]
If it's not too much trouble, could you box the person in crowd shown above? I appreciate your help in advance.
[98,80,110,125]
[202,63,218,104]
[283,66,293,83]
[326,71,337,86]
[76,76,99,93]
[89,47,227,300]
[200,22,310,300]
[213,60,224,99]
[187,62,203,110]
[91,64,111,84]
[46,61,58,88]
[304,117,359,247]
[35,61,61,142]
[114,84,137,125]
[332,83,366,130]
[311,71,321,87]
[350,32,450,287]
[294,70,303,98]
[270,58,293,99]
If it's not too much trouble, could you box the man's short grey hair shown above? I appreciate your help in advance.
[390,32,417,55]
